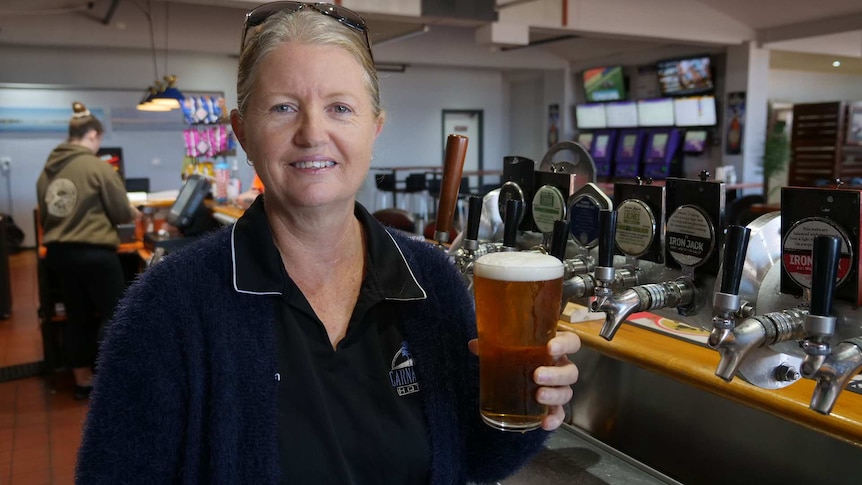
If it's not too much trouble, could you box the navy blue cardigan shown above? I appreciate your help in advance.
[76,220,547,484]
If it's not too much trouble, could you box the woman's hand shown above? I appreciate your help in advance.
[534,330,580,430]
[467,330,581,431]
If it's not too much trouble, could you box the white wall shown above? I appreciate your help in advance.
[0,45,521,246]
[768,69,862,103]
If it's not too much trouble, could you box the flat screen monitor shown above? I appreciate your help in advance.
[583,66,626,102]
[683,130,708,154]
[605,101,638,128]
[674,95,717,127]
[576,103,607,129]
[648,132,670,159]
[637,98,675,127]
[167,175,212,233]
[577,132,594,152]
[618,132,640,161]
[656,56,714,96]
[592,132,613,161]
[97,147,124,180]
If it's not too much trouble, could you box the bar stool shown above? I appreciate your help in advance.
[374,172,397,211]
[403,173,431,231]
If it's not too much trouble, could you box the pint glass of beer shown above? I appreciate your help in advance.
[473,251,564,431]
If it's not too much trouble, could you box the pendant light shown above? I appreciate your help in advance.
[137,1,184,111]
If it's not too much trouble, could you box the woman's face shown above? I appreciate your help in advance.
[233,41,383,212]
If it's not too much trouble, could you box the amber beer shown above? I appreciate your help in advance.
[473,251,564,431]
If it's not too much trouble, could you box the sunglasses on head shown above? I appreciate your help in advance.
[240,1,372,60]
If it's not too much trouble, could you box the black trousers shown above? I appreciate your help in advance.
[45,243,126,369]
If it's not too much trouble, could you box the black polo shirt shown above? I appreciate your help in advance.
[231,200,431,484]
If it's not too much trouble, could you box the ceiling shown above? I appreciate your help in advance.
[0,0,860,73]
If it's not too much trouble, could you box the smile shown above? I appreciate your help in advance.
[292,160,336,169]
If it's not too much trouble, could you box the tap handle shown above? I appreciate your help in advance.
[719,225,751,295]
[465,196,483,242]
[598,209,617,268]
[503,199,522,249]
[550,219,570,261]
[434,134,469,243]
[810,235,841,317]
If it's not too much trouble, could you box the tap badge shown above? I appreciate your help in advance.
[389,341,420,397]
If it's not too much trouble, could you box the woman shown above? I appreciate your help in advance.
[77,3,579,483]
[36,102,137,400]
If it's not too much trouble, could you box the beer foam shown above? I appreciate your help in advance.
[474,251,563,281]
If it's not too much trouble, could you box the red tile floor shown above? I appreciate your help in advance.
[0,249,86,485]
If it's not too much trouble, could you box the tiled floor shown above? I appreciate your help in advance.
[0,374,86,485]
[1,249,43,367]
[0,249,85,485]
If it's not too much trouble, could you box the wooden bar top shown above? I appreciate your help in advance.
[558,305,862,448]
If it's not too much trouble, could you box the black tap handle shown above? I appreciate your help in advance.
[550,219,570,261]
[598,210,617,268]
[503,199,522,248]
[466,196,483,242]
[810,235,841,317]
[720,225,751,295]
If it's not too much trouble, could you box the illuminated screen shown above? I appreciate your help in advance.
[593,134,610,158]
[650,133,669,158]
[621,134,637,158]
[576,103,607,129]
[674,95,717,127]
[583,66,626,102]
[657,56,714,96]
[578,132,594,151]
[684,130,708,153]
[637,98,675,127]
[171,176,200,218]
[605,101,638,128]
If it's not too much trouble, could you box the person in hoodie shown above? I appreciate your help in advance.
[36,101,138,400]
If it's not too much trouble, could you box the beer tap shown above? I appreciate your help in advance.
[801,235,842,379]
[549,219,569,262]
[708,231,844,383]
[452,196,488,279]
[592,209,618,312]
[808,337,862,415]
[564,209,639,318]
[433,134,469,247]
[501,199,523,252]
[708,225,751,348]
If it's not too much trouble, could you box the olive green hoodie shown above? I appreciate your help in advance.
[37,143,135,248]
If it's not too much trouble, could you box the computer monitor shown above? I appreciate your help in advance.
[97,147,124,180]
[683,130,708,154]
[167,175,216,236]
[643,129,682,179]
[590,130,618,178]
[613,129,646,178]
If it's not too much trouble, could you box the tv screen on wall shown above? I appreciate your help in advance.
[637,98,675,127]
[583,66,626,102]
[656,56,714,96]
[575,103,607,129]
[674,95,717,127]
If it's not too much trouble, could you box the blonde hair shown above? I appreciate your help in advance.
[236,9,381,119]
[68,101,103,141]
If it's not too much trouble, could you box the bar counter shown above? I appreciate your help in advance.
[558,304,862,448]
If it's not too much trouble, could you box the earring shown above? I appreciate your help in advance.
[246,158,253,166]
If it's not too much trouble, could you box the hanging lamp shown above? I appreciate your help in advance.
[138,85,172,112]
[150,75,184,108]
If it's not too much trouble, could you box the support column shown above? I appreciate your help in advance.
[723,41,770,193]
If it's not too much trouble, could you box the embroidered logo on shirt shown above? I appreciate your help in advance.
[45,178,77,217]
[389,341,420,396]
